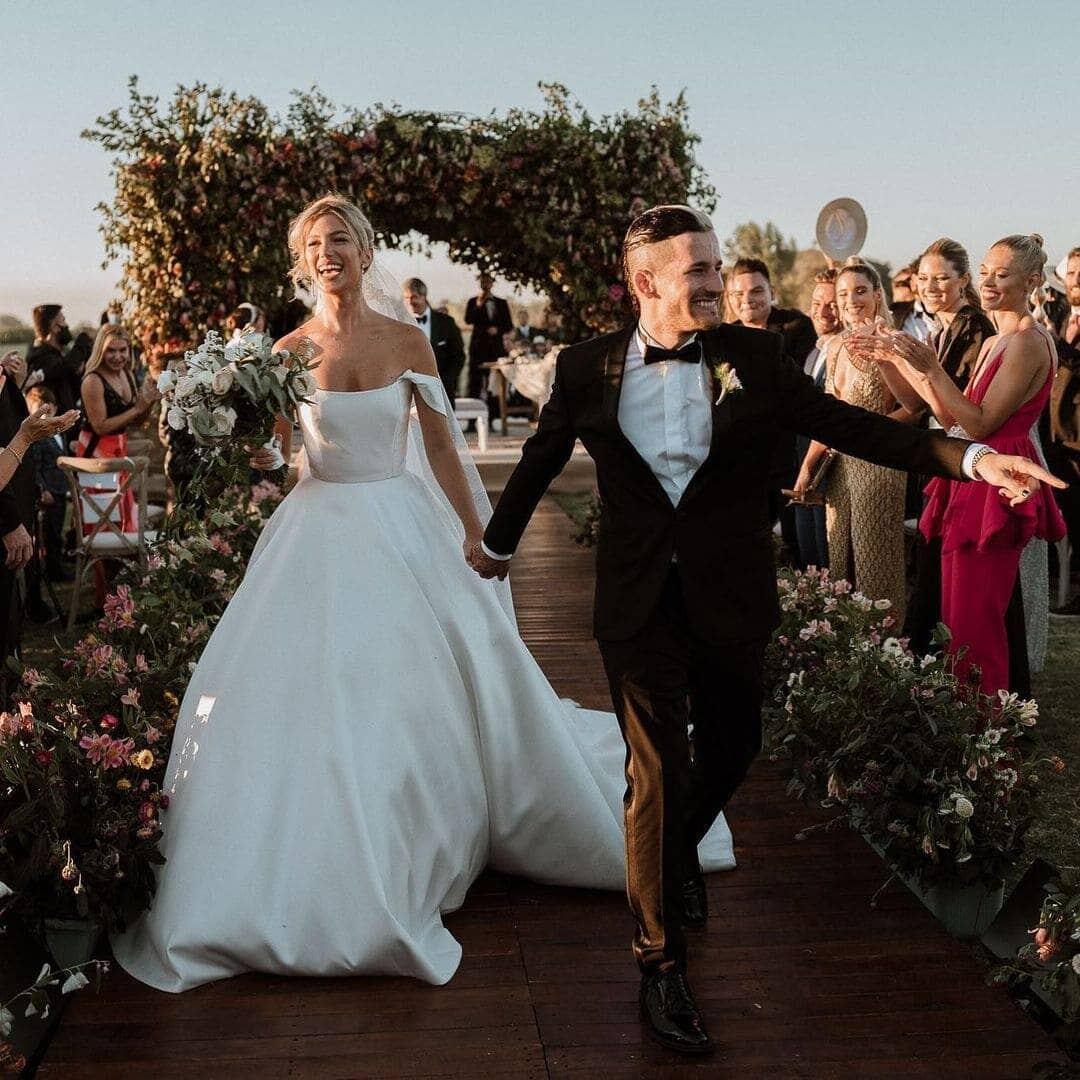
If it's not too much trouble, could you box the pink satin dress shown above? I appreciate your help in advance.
[920,334,1065,696]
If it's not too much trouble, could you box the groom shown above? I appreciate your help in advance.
[469,205,1061,1054]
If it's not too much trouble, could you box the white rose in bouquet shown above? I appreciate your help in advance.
[175,375,200,399]
[166,406,187,431]
[157,369,177,394]
[211,367,235,395]
[208,405,236,437]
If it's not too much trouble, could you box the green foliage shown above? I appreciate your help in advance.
[84,79,715,349]
[723,221,800,304]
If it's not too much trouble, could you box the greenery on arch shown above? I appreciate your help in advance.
[85,79,716,351]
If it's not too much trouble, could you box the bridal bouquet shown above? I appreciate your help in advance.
[158,331,317,447]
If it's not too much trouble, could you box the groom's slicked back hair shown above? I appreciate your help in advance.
[621,205,714,312]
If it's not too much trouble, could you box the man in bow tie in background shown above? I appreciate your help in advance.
[468,205,1063,1056]
[403,278,466,405]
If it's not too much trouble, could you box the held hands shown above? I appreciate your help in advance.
[2,351,28,386]
[465,537,511,580]
[973,453,1067,507]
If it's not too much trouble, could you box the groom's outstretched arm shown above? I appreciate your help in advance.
[482,360,577,559]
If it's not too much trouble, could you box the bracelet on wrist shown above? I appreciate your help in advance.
[2,443,24,465]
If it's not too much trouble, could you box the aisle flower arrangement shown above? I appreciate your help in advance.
[0,475,283,937]
[763,567,1056,890]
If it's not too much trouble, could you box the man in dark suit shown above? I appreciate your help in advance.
[468,206,1061,1055]
[403,278,466,404]
[464,273,513,410]
[790,267,841,569]
[726,257,817,553]
[25,304,92,419]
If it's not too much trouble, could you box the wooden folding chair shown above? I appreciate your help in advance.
[57,456,157,630]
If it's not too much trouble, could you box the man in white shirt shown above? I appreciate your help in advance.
[469,206,1060,1056]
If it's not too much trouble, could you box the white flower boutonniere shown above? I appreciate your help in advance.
[712,361,744,406]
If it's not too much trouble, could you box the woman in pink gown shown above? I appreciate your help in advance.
[856,234,1066,696]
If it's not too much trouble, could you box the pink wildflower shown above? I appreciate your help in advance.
[120,688,141,708]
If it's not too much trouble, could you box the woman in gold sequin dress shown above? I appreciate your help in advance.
[795,262,921,622]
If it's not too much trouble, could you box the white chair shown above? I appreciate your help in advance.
[57,456,158,630]
[454,398,489,453]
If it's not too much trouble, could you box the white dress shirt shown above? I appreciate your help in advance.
[617,327,712,506]
[415,306,431,340]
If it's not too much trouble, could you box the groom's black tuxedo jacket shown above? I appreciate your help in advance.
[484,324,971,644]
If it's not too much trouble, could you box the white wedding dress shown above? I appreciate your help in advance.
[111,370,735,993]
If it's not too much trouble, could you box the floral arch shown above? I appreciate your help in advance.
[86,79,715,350]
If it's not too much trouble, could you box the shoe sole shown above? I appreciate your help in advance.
[639,1020,715,1055]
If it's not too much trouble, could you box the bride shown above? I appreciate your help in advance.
[110,195,735,993]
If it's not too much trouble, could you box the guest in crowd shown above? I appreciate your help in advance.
[1048,244,1080,617]
[402,277,466,404]
[464,272,513,416]
[0,361,76,682]
[77,324,159,530]
[790,268,841,569]
[25,304,93,419]
[854,235,1065,696]
[24,384,73,594]
[899,239,997,654]
[794,261,915,622]
[510,308,538,344]
[227,302,267,341]
[726,257,816,554]
[890,262,936,342]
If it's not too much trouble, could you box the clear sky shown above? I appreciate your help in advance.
[2,0,1076,325]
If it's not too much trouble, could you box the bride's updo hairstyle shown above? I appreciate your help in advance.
[287,194,376,303]
[990,233,1047,285]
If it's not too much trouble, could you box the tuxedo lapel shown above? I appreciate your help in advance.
[600,325,635,432]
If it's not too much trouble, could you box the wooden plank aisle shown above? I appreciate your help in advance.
[37,498,1064,1079]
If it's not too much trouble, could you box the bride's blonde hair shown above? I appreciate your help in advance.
[287,194,375,303]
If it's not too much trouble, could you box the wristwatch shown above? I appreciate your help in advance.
[968,444,995,479]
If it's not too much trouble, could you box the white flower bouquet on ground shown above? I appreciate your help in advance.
[158,331,317,447]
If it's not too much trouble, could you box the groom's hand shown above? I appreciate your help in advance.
[467,542,511,580]
[974,452,1067,507]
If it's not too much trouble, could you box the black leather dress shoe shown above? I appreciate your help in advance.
[682,872,707,929]
[639,970,713,1055]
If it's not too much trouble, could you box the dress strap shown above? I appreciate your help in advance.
[402,370,448,416]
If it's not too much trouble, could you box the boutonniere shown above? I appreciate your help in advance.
[711,361,744,406]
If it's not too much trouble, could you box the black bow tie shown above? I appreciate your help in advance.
[416,314,428,324]
[643,339,702,365]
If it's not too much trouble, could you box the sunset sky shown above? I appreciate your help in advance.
[3,0,1076,324]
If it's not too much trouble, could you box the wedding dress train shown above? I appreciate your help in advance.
[111,370,735,992]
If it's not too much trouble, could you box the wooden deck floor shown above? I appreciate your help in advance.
[37,500,1065,1078]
